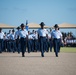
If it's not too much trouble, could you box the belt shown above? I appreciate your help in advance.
[0,38,1,39]
[40,36,46,38]
[0,39,3,40]
[21,37,26,39]
[54,38,60,40]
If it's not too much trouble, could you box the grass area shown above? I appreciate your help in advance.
[60,47,76,53]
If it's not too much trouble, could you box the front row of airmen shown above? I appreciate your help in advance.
[0,22,63,57]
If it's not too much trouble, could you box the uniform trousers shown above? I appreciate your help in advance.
[39,37,46,57]
[10,40,17,53]
[28,39,32,53]
[3,40,7,52]
[53,38,61,57]
[34,39,38,52]
[49,39,53,52]
[0,39,3,53]
[20,38,26,56]
[31,39,35,52]
[16,39,21,53]
[7,40,11,52]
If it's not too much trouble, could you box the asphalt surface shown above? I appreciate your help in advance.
[0,52,76,75]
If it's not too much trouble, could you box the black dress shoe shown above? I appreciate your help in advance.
[42,55,44,57]
[41,54,44,57]
[18,52,20,54]
[13,51,15,53]
[50,51,52,52]
[28,52,30,53]
[0,51,2,53]
[22,55,25,57]
[56,55,58,57]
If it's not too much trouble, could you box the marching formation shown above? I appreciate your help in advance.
[0,22,63,57]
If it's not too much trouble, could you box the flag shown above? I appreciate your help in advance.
[25,20,29,31]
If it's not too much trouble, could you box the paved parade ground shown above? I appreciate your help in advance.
[0,51,76,75]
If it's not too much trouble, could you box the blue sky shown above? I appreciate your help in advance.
[0,0,76,26]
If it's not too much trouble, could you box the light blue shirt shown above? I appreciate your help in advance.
[28,34,33,39]
[31,34,35,40]
[34,33,38,40]
[48,33,51,39]
[51,30,62,39]
[10,33,15,40]
[0,32,4,39]
[37,28,48,37]
[15,30,20,39]
[19,29,28,38]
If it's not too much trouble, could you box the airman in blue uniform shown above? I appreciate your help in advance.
[51,24,62,57]
[37,22,48,57]
[19,23,28,57]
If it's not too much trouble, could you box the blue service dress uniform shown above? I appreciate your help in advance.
[51,30,62,57]
[15,30,21,53]
[0,31,4,53]
[28,33,33,53]
[19,29,28,57]
[9,32,17,53]
[48,33,53,52]
[37,28,48,57]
